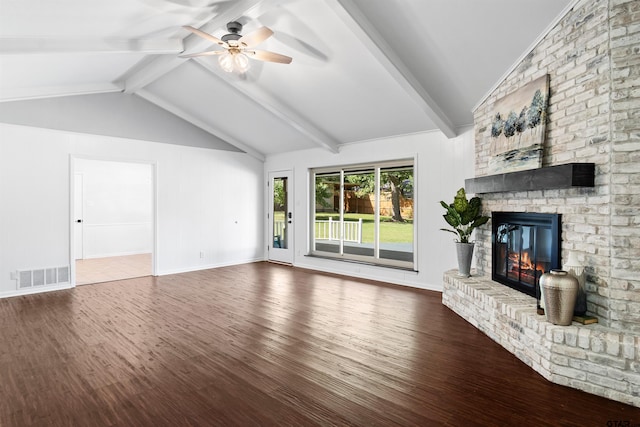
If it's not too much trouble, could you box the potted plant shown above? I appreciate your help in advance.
[439,188,490,277]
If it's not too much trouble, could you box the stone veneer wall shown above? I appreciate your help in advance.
[442,271,640,407]
[472,0,640,332]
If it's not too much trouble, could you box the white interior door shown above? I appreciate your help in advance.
[268,170,294,264]
[74,173,84,260]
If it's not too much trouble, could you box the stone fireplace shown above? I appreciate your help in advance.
[442,0,639,408]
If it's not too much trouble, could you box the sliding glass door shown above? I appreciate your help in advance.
[311,160,415,270]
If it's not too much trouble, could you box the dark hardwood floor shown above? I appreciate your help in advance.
[0,262,637,426]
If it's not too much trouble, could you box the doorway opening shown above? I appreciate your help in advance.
[73,158,155,285]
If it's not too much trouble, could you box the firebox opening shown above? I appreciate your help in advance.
[492,212,561,298]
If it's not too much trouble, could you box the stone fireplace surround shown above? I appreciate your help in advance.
[441,166,640,407]
[445,0,640,408]
[442,270,639,407]
[441,158,640,408]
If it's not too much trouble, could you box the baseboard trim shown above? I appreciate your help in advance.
[0,283,74,299]
[82,251,152,259]
[294,260,442,292]
[157,257,265,276]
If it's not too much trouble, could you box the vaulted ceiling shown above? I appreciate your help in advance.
[0,0,573,160]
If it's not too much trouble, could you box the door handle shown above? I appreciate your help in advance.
[76,219,82,223]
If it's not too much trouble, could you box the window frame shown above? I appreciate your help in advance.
[309,158,416,271]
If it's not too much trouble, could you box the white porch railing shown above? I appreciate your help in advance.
[274,218,363,243]
[315,218,363,243]
[274,220,286,238]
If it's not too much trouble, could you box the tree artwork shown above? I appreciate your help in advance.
[503,111,518,138]
[491,113,503,138]
[490,90,546,142]
[515,106,528,134]
[527,89,545,130]
[487,74,549,174]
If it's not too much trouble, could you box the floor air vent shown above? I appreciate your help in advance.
[17,266,70,289]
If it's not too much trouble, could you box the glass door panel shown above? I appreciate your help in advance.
[378,166,414,263]
[314,172,340,254]
[272,177,287,249]
[268,171,293,264]
[343,169,375,258]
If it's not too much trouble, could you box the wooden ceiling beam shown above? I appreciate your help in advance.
[192,59,340,154]
[0,37,182,55]
[136,88,266,161]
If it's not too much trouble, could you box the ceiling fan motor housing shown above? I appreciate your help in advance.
[222,21,243,42]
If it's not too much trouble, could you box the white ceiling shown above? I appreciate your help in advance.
[0,0,574,158]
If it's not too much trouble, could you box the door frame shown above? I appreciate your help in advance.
[267,169,294,264]
[69,156,158,286]
[74,173,84,260]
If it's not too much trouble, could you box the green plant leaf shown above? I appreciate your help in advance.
[453,188,468,214]
[459,206,474,224]
[459,197,478,224]
[471,216,490,228]
[443,211,460,227]
[439,228,459,236]
[468,197,482,211]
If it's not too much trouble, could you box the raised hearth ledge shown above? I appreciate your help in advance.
[442,270,640,408]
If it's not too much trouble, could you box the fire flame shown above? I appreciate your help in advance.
[509,250,545,274]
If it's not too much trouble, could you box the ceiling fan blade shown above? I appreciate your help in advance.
[239,26,273,48]
[247,50,292,64]
[183,25,228,48]
[179,50,226,58]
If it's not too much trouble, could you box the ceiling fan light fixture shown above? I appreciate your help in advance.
[218,52,234,72]
[233,53,250,73]
[218,51,250,73]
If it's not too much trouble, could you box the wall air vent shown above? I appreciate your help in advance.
[46,268,57,285]
[18,271,32,289]
[33,269,45,287]
[16,266,70,290]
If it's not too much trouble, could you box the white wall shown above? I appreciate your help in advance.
[0,93,242,152]
[74,159,153,259]
[264,129,475,291]
[0,123,264,297]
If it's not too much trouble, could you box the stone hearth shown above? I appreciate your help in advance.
[442,270,640,408]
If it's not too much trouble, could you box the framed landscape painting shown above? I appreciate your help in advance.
[488,74,549,174]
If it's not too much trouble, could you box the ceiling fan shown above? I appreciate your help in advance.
[180,21,293,73]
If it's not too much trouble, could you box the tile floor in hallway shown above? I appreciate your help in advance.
[75,253,152,285]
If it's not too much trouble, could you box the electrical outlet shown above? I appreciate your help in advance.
[199,251,205,258]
